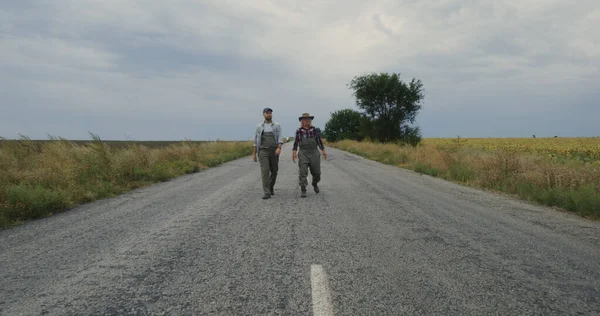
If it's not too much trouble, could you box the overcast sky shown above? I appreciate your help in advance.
[1,0,599,140]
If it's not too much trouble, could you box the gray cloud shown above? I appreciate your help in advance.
[1,0,599,140]
[372,13,395,37]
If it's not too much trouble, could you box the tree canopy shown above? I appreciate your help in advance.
[347,72,424,144]
[323,109,362,142]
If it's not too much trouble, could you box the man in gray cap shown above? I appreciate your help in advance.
[253,107,283,199]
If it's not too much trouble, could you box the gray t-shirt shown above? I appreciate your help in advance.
[262,122,274,133]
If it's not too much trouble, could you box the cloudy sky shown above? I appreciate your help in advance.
[1,0,598,140]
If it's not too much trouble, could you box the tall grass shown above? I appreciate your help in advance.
[0,135,253,228]
[328,140,600,219]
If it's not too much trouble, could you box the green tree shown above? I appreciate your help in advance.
[323,108,362,142]
[348,72,424,144]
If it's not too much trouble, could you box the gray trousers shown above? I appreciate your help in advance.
[298,149,320,189]
[259,148,279,194]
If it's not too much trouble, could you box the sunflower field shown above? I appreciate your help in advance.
[423,137,600,162]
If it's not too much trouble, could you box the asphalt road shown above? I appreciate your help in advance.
[1,143,600,315]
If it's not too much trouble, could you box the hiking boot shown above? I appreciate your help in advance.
[313,184,319,194]
[270,187,274,195]
[301,186,307,198]
[262,193,271,199]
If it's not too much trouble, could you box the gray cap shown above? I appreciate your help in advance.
[263,107,273,113]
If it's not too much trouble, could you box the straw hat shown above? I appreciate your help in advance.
[298,113,314,121]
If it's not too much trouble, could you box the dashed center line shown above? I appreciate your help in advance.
[310,264,334,316]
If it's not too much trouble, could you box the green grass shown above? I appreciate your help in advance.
[0,135,253,229]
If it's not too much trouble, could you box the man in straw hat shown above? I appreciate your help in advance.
[292,113,327,198]
[253,107,284,199]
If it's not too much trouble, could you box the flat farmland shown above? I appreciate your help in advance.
[0,139,228,150]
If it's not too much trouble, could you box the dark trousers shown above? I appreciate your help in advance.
[298,149,320,189]
[259,148,278,194]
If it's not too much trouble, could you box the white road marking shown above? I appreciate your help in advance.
[311,264,334,316]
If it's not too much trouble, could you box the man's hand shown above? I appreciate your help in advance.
[322,150,327,160]
[253,153,257,162]
[275,147,281,156]
[292,150,297,162]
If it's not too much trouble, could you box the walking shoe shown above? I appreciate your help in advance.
[270,187,274,195]
[262,193,271,199]
[313,184,319,193]
[301,186,306,198]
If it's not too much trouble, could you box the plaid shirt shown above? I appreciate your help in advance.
[293,126,325,151]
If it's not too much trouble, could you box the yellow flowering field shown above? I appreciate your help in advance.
[423,137,600,161]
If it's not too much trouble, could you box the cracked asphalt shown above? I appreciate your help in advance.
[1,143,600,315]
